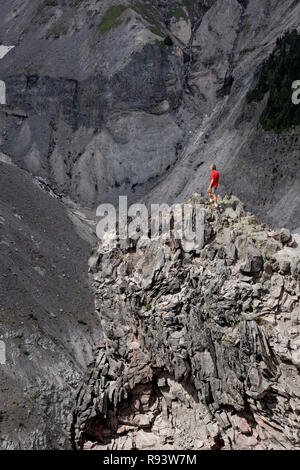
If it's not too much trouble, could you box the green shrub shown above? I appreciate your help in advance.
[172,4,184,21]
[164,36,174,47]
[182,0,195,13]
[156,36,174,51]
[247,29,300,133]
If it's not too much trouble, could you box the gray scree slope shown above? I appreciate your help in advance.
[0,159,101,449]
[0,0,299,228]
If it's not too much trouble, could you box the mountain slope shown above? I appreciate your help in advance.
[0,159,101,449]
[0,0,299,229]
[0,0,300,450]
[141,0,300,231]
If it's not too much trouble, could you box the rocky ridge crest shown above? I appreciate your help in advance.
[72,195,300,450]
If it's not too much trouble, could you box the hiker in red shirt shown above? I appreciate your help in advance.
[207,164,219,207]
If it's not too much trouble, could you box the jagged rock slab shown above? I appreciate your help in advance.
[72,195,300,450]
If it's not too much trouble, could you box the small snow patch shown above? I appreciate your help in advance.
[0,45,14,59]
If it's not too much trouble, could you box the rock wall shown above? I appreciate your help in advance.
[141,0,300,231]
[0,0,185,207]
[72,195,300,450]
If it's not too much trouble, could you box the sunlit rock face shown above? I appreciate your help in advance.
[72,195,300,450]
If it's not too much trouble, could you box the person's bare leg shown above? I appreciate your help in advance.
[213,192,218,207]
[207,189,213,202]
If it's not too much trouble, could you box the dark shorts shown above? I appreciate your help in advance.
[211,186,218,194]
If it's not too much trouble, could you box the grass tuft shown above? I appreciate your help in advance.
[98,5,127,34]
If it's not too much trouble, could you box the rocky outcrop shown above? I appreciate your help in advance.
[72,195,300,450]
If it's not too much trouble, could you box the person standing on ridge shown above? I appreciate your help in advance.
[207,164,219,208]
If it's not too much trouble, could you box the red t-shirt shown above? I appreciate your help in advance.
[211,170,219,187]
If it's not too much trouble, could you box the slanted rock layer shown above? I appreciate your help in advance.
[72,195,300,450]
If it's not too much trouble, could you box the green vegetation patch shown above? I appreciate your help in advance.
[150,25,164,38]
[130,2,158,24]
[130,1,165,38]
[182,0,195,13]
[46,24,67,39]
[98,5,127,33]
[247,29,300,133]
[172,3,184,21]
[168,0,197,19]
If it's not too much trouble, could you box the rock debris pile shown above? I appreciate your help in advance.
[72,195,300,450]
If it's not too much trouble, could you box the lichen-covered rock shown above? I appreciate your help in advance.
[71,195,300,450]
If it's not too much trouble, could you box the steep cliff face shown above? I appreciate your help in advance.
[72,195,300,450]
[1,0,300,228]
[0,0,185,206]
